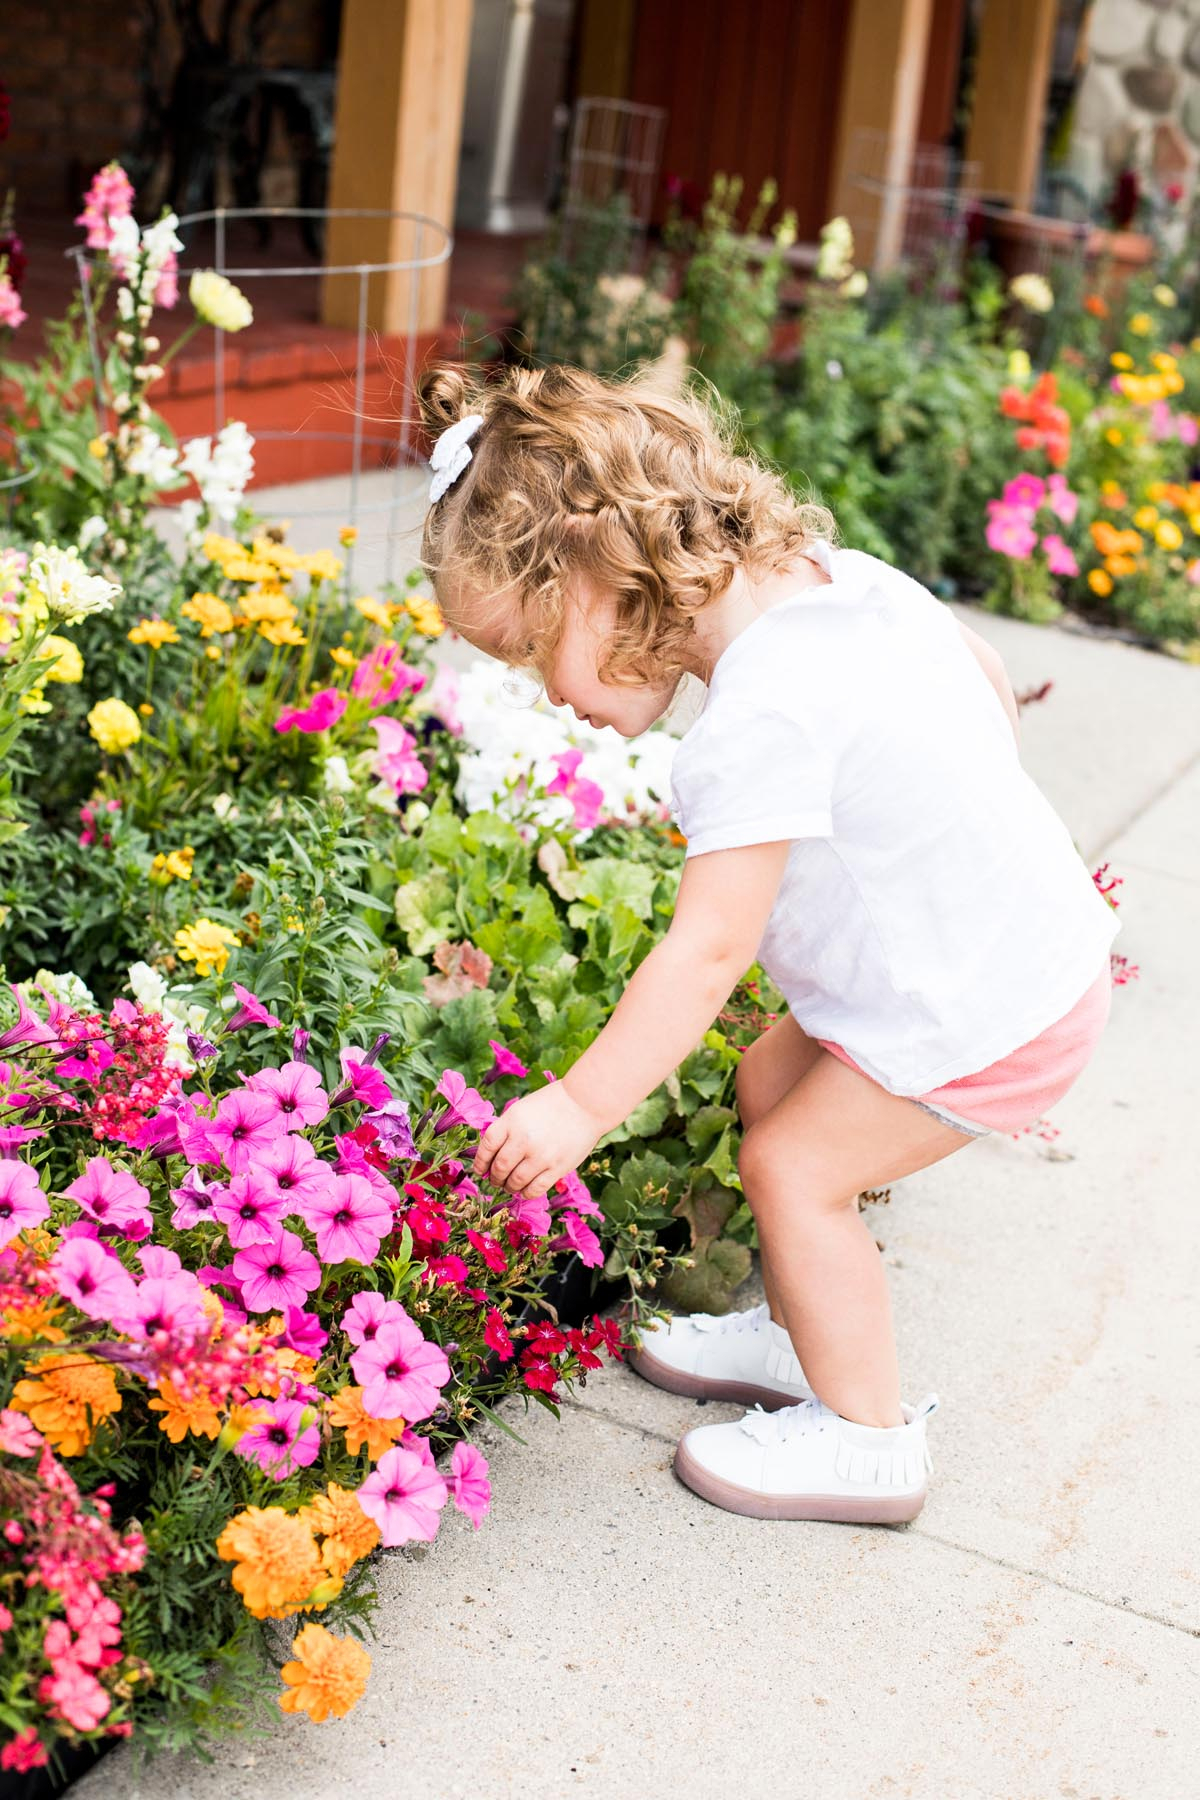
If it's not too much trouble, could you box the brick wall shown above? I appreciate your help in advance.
[0,0,337,220]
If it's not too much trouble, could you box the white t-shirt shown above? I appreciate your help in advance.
[668,540,1121,1095]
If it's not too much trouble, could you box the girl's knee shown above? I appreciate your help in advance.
[738,1124,844,1217]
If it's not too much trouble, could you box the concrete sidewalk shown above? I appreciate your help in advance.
[112,483,1199,1799]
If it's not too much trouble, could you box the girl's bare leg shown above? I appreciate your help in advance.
[734,1014,826,1327]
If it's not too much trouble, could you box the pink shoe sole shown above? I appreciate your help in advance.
[629,1342,805,1412]
[672,1435,928,1524]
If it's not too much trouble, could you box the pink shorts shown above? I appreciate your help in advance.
[816,962,1113,1138]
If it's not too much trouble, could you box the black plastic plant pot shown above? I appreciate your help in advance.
[0,1734,114,1800]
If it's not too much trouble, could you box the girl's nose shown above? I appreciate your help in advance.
[547,685,565,708]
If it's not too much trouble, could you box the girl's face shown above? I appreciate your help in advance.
[451,574,679,739]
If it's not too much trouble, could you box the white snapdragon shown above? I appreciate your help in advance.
[123,425,180,487]
[179,420,256,526]
[25,543,122,625]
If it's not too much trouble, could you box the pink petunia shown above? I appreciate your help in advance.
[550,1208,605,1268]
[485,1039,528,1083]
[371,717,428,795]
[553,1168,603,1220]
[245,1133,335,1214]
[170,1167,220,1230]
[340,1290,410,1347]
[234,1396,320,1479]
[225,983,283,1033]
[63,1158,152,1232]
[277,1305,328,1356]
[1046,474,1079,525]
[246,1060,329,1130]
[505,1190,551,1237]
[435,1069,495,1134]
[50,1238,137,1322]
[38,1660,111,1732]
[207,1088,286,1174]
[545,748,605,831]
[0,1407,43,1456]
[122,1271,209,1338]
[232,1226,322,1313]
[985,502,1037,561]
[275,688,347,734]
[335,1046,392,1110]
[350,1317,452,1422]
[351,642,427,708]
[355,1442,449,1547]
[1042,533,1079,578]
[212,1171,288,1249]
[138,1245,182,1280]
[0,1161,49,1247]
[427,663,462,735]
[0,1124,45,1158]
[450,1439,492,1529]
[0,985,59,1051]
[297,1170,391,1265]
[1001,473,1045,515]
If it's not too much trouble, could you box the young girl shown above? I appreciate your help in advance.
[417,360,1120,1527]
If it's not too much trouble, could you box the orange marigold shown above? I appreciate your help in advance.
[215,1506,330,1621]
[304,1483,382,1579]
[1,1297,67,1344]
[147,1379,221,1444]
[278,1623,371,1722]
[10,1353,122,1455]
[326,1385,406,1461]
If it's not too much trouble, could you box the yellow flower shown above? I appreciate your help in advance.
[1163,369,1185,396]
[10,1353,122,1456]
[338,526,358,547]
[278,1623,371,1722]
[216,1506,328,1621]
[181,591,234,636]
[1105,427,1124,446]
[1151,351,1177,373]
[138,702,154,717]
[222,556,280,584]
[165,846,196,881]
[128,617,180,649]
[354,595,392,630]
[1156,519,1183,550]
[1188,513,1200,536]
[205,644,222,661]
[1007,348,1031,383]
[328,645,357,670]
[147,1378,220,1443]
[1152,284,1177,307]
[202,531,243,566]
[1128,312,1152,336]
[41,635,83,684]
[326,1385,406,1461]
[1133,505,1159,530]
[304,1483,381,1579]
[17,687,49,714]
[87,436,109,460]
[299,549,343,583]
[1110,351,1134,370]
[190,269,254,332]
[251,536,304,572]
[258,619,307,646]
[174,917,240,977]
[1088,568,1114,597]
[1008,272,1054,314]
[237,589,295,625]
[405,594,444,637]
[87,697,141,754]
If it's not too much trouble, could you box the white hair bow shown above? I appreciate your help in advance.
[428,412,485,504]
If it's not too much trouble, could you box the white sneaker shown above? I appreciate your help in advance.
[673,1392,940,1524]
[628,1301,815,1410]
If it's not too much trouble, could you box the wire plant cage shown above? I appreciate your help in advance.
[68,206,453,589]
[0,427,39,525]
[559,96,668,265]
[844,127,983,276]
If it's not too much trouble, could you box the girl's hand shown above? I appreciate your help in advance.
[473,1082,605,1200]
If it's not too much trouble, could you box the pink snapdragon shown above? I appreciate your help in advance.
[75,161,135,252]
[0,275,25,332]
[0,1160,49,1247]
[350,1316,452,1421]
[275,688,347,734]
[545,749,605,831]
[355,1441,449,1546]
[371,717,428,795]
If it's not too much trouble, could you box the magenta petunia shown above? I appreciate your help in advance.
[122,1271,209,1338]
[234,1396,320,1479]
[504,1190,551,1237]
[355,1442,448,1547]
[351,642,427,708]
[50,1238,137,1322]
[0,985,59,1051]
[545,748,605,831]
[245,1133,334,1214]
[485,1038,528,1084]
[335,1047,392,1110]
[137,1245,182,1279]
[170,1167,220,1231]
[63,1158,151,1232]
[207,1088,286,1173]
[225,983,283,1033]
[552,1169,603,1220]
[245,1060,329,1130]
[434,1069,495,1134]
[550,1209,605,1269]
[370,717,428,795]
[450,1439,492,1529]
[1001,472,1046,515]
[212,1171,288,1249]
[232,1226,322,1313]
[274,688,347,734]
[350,1317,452,1421]
[277,1305,328,1356]
[340,1290,410,1347]
[297,1170,391,1265]
[0,1124,46,1158]
[0,1161,49,1247]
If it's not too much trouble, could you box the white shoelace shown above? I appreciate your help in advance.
[738,1396,827,1446]
[691,1302,771,1336]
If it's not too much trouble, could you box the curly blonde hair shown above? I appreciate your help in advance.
[416,360,835,690]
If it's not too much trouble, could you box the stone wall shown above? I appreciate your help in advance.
[1067,0,1200,236]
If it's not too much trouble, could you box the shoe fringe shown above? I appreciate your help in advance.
[833,1440,927,1488]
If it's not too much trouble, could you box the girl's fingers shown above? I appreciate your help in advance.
[504,1156,541,1197]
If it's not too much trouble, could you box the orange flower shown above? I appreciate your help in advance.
[326,1385,406,1461]
[1084,293,1108,318]
[304,1483,381,1579]
[10,1353,122,1455]
[278,1624,371,1722]
[1090,520,1122,557]
[1,1296,67,1344]
[147,1379,221,1444]
[216,1506,331,1621]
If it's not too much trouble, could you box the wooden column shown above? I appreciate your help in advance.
[964,0,1058,207]
[321,0,474,335]
[574,0,636,99]
[828,0,936,271]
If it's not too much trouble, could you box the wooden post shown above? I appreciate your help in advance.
[827,0,936,271]
[574,0,636,99]
[321,0,474,335]
[964,0,1058,208]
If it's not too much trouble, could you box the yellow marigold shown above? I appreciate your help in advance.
[174,917,240,978]
[257,619,307,647]
[328,645,357,670]
[139,702,155,718]
[203,531,243,567]
[1163,369,1185,396]
[237,590,295,625]
[128,618,179,649]
[243,1347,318,1400]
[42,635,83,684]
[18,687,50,715]
[1189,513,1200,537]
[150,845,194,884]
[1156,519,1184,551]
[338,526,358,547]
[326,1385,406,1461]
[223,556,280,584]
[1110,351,1134,370]
[1128,312,1152,336]
[304,1483,381,1579]
[1151,351,1177,373]
[1088,568,1114,597]
[216,1506,328,1621]
[87,697,141,754]
[88,435,109,460]
[354,595,392,630]
[299,549,343,582]
[181,591,234,636]
[205,645,222,661]
[405,594,444,637]
[251,536,304,572]
[278,1623,371,1722]
[10,1353,122,1455]
[147,1378,221,1443]
[1133,505,1159,530]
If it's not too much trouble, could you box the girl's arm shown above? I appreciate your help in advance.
[957,618,1021,749]
[472,838,793,1199]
